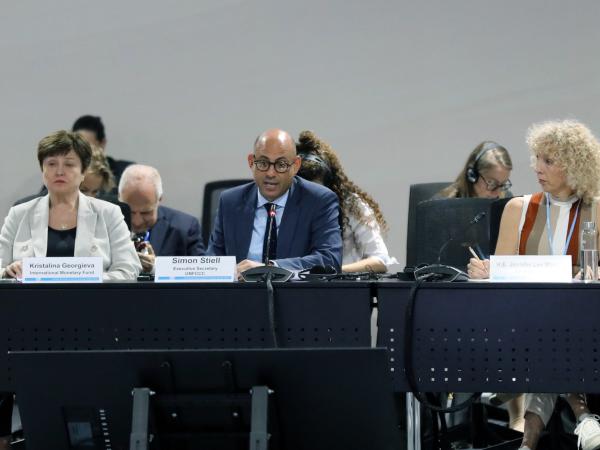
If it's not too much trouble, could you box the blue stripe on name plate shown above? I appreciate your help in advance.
[158,276,233,280]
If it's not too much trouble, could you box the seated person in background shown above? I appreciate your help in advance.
[296,130,397,273]
[72,114,134,185]
[118,164,205,273]
[208,128,342,273]
[0,130,140,280]
[469,120,600,450]
[436,140,513,199]
[80,145,116,197]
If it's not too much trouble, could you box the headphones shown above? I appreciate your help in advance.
[298,152,333,184]
[466,141,501,184]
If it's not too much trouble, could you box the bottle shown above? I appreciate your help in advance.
[580,221,598,282]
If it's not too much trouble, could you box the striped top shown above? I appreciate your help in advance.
[518,192,593,268]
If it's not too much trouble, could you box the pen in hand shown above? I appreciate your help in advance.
[468,246,489,277]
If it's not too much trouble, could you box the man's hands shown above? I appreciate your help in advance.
[137,242,156,273]
[236,259,265,280]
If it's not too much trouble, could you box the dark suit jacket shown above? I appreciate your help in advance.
[107,156,134,184]
[149,206,205,256]
[207,177,342,270]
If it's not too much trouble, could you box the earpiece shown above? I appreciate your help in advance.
[466,141,500,184]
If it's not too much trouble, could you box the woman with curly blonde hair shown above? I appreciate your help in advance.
[296,130,397,273]
[469,119,600,450]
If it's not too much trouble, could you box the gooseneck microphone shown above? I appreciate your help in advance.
[263,204,277,265]
[436,211,487,264]
[241,202,293,347]
[413,210,486,282]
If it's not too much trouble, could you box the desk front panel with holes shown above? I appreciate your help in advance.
[377,281,600,393]
[0,282,372,391]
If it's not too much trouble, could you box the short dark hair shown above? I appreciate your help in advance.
[72,115,106,142]
[37,130,92,173]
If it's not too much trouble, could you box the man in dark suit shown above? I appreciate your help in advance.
[208,129,342,272]
[119,164,205,272]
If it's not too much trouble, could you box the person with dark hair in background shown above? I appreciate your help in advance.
[436,141,513,199]
[296,130,396,273]
[208,128,342,273]
[72,115,134,184]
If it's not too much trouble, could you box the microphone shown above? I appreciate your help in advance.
[412,210,487,282]
[470,211,486,225]
[263,204,277,265]
[437,210,486,264]
[243,203,292,283]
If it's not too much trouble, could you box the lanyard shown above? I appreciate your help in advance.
[545,193,580,255]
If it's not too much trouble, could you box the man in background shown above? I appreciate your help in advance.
[119,164,205,272]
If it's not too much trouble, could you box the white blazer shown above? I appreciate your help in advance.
[0,193,141,280]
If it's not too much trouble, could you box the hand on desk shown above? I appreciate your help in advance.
[236,259,265,280]
[4,260,22,279]
[467,257,489,279]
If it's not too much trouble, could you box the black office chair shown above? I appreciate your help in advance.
[406,182,450,267]
[201,179,252,247]
[414,197,510,271]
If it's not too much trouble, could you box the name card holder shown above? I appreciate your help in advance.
[489,255,572,282]
[154,256,236,283]
[22,257,103,283]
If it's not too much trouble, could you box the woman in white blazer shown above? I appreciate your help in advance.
[0,130,141,281]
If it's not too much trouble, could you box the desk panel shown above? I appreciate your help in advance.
[377,281,600,393]
[0,282,372,391]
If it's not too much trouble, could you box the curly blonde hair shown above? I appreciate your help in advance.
[527,119,600,204]
[296,130,388,235]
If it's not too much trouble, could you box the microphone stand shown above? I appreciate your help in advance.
[241,204,293,347]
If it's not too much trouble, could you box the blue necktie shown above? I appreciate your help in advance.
[262,203,277,263]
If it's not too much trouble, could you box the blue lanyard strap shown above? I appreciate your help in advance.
[545,193,580,255]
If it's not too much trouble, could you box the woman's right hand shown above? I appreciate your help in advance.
[467,258,490,279]
[4,261,22,279]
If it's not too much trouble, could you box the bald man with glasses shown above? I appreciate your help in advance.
[207,128,342,273]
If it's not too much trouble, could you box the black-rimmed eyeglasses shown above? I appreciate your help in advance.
[253,158,295,173]
[480,174,512,192]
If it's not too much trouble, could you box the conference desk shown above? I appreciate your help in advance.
[2,279,600,392]
[377,280,600,450]
[0,281,373,392]
[2,280,600,450]
[377,280,600,393]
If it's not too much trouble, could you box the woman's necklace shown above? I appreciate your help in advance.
[50,200,77,230]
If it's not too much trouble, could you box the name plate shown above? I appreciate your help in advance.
[22,257,103,283]
[155,256,236,283]
[489,255,572,282]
